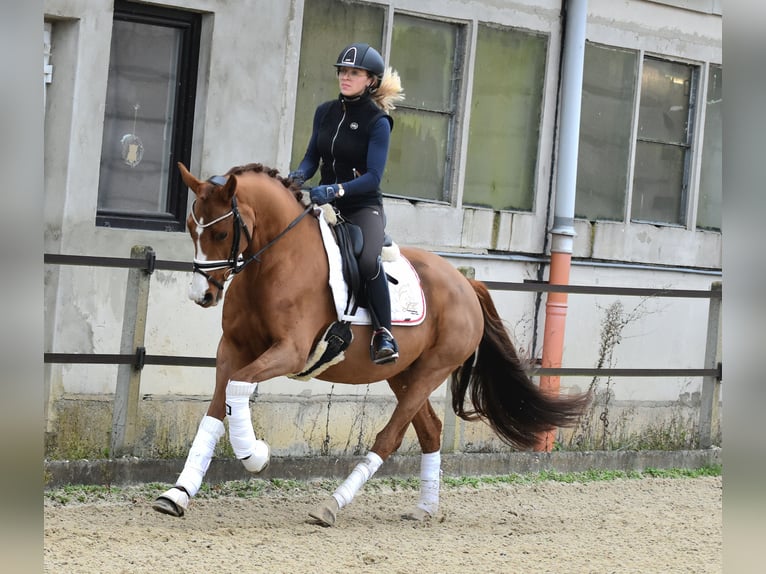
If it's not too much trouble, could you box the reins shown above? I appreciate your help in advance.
[191,177,313,289]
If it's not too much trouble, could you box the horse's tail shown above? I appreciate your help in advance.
[450,279,591,450]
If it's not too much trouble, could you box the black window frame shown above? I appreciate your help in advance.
[96,0,201,232]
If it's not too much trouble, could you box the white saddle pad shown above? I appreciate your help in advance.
[317,210,426,326]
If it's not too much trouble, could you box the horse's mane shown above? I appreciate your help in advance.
[224,163,304,204]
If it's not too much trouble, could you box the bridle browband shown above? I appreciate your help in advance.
[191,175,313,290]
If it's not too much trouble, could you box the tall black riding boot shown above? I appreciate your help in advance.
[366,266,399,365]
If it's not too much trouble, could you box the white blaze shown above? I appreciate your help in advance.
[188,224,210,301]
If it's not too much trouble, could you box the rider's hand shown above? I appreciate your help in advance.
[287,170,306,187]
[309,184,340,205]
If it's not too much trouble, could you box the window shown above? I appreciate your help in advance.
[631,57,697,225]
[96,1,201,231]
[575,46,716,229]
[464,23,548,211]
[575,43,637,221]
[384,15,463,201]
[291,0,385,188]
[697,64,722,231]
[293,2,465,202]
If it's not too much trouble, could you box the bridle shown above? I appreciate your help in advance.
[190,175,313,291]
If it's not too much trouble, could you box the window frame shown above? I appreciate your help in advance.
[629,54,700,227]
[382,12,466,204]
[96,0,201,232]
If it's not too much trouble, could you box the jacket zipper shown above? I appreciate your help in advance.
[329,103,346,184]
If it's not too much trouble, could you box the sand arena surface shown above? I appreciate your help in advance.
[44,476,721,574]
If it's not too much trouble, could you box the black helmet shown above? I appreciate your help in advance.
[334,43,385,82]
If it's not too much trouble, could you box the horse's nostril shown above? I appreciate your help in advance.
[203,292,214,305]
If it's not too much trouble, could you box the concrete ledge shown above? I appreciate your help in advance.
[44,449,722,488]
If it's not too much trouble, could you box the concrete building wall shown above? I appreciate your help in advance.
[43,0,722,458]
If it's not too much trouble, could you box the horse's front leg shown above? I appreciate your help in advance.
[151,338,288,518]
[219,339,311,473]
[152,362,230,518]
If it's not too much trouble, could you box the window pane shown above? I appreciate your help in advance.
[697,65,722,231]
[98,20,181,214]
[637,58,692,145]
[390,15,457,111]
[383,109,449,200]
[631,57,697,225]
[631,141,685,224]
[291,0,385,184]
[464,24,547,211]
[385,14,461,201]
[575,43,637,221]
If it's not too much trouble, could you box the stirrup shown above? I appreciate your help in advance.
[371,328,399,365]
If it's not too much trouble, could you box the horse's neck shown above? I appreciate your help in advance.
[236,192,331,313]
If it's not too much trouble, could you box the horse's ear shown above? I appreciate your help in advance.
[177,162,204,198]
[221,174,237,201]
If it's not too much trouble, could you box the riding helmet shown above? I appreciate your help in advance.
[334,43,385,83]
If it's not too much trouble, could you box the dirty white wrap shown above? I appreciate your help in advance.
[417,451,441,515]
[332,452,384,509]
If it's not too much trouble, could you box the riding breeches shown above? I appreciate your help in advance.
[341,205,391,330]
[341,205,385,280]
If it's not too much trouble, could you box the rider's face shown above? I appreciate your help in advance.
[337,67,371,97]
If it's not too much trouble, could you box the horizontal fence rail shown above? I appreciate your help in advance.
[43,252,722,378]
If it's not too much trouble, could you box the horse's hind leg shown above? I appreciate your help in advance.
[308,367,451,527]
[401,399,443,521]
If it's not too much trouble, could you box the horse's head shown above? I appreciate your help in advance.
[179,162,252,308]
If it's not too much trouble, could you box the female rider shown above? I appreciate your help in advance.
[289,43,404,365]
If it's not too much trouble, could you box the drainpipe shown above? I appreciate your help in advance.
[535,0,588,452]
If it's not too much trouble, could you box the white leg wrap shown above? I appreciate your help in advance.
[226,380,270,473]
[417,451,442,515]
[332,452,383,509]
[175,415,225,498]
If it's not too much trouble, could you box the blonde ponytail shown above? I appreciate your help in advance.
[372,67,405,113]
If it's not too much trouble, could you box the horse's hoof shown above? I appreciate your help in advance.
[241,440,270,473]
[152,487,189,517]
[308,497,339,527]
[401,507,433,521]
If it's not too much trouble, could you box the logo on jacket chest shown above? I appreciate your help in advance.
[349,122,359,130]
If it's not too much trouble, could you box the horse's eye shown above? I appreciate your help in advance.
[214,231,228,241]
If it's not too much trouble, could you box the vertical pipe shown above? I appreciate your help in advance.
[535,0,588,452]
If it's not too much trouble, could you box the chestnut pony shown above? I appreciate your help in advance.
[152,162,589,526]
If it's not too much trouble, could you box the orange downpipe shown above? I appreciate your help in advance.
[534,250,572,452]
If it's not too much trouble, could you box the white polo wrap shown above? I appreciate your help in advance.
[417,451,441,515]
[226,380,270,472]
[175,415,225,497]
[332,452,384,509]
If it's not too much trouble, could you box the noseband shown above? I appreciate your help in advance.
[191,176,313,291]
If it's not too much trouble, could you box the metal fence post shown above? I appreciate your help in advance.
[698,281,722,448]
[111,246,154,457]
